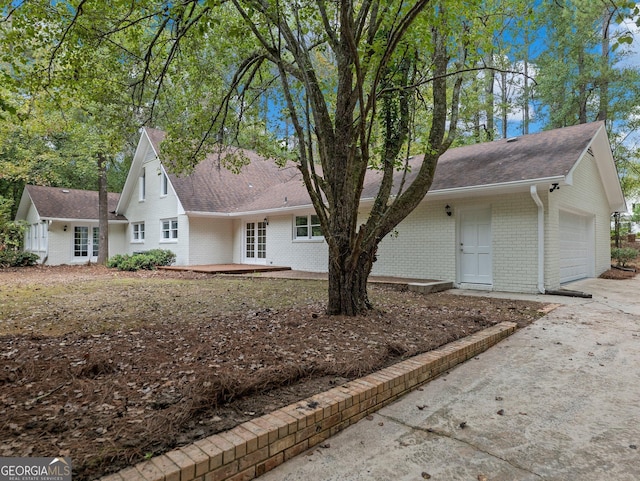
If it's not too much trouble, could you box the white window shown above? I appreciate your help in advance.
[139,168,146,201]
[132,222,145,242]
[294,214,323,240]
[161,218,178,240]
[161,171,168,196]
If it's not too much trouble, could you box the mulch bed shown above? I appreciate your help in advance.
[0,265,546,480]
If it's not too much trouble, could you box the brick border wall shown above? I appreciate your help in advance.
[101,321,517,481]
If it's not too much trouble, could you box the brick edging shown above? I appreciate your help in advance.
[100,321,517,481]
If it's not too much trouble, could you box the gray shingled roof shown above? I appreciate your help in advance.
[144,128,300,213]
[236,122,606,212]
[25,185,126,221]
[429,121,602,190]
[145,122,606,214]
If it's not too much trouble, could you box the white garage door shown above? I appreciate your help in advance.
[559,211,592,284]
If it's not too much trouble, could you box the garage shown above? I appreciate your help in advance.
[559,210,593,284]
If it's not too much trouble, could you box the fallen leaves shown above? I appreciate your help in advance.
[0,265,546,480]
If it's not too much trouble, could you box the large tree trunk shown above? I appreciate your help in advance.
[97,153,109,265]
[327,243,376,315]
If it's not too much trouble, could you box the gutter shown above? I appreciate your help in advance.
[530,185,545,294]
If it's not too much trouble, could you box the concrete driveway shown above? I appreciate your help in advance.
[257,276,640,481]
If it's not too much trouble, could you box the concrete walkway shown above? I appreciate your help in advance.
[258,276,640,481]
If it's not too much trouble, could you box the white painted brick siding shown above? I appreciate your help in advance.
[110,139,612,293]
[120,156,190,265]
[373,195,539,293]
[188,217,234,264]
[373,202,456,281]
[548,151,611,288]
[490,195,538,293]
[232,213,329,270]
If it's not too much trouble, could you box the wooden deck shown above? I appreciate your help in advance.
[158,264,292,275]
[159,265,444,288]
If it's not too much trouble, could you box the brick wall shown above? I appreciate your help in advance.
[122,156,190,265]
[373,201,456,281]
[548,151,611,288]
[188,218,234,265]
[100,322,517,481]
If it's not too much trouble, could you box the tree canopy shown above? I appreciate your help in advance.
[1,0,639,312]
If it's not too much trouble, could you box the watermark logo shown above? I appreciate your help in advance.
[0,457,72,481]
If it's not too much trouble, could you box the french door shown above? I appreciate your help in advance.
[245,221,267,264]
[74,226,99,262]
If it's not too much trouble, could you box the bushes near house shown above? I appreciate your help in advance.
[611,247,638,268]
[106,249,176,271]
[0,251,39,268]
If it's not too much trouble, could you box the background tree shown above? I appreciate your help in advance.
[16,0,496,315]
[1,2,146,263]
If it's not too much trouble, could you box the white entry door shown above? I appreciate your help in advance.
[245,221,267,264]
[458,207,492,285]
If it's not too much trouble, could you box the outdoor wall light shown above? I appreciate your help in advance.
[445,205,452,217]
[63,225,67,232]
[550,183,560,193]
[264,217,269,225]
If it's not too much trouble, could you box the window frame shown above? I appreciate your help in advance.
[293,214,323,241]
[132,222,145,242]
[160,171,168,197]
[160,218,178,242]
[139,168,146,201]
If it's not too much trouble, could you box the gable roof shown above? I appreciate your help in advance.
[235,121,625,213]
[121,121,625,216]
[117,127,299,214]
[16,185,127,222]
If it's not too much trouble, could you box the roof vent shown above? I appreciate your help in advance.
[506,137,518,143]
[62,189,70,193]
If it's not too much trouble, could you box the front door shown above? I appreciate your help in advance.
[73,226,99,262]
[245,221,267,264]
[458,207,492,285]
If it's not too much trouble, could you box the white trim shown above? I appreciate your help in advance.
[131,222,145,242]
[530,186,545,294]
[243,220,268,264]
[293,214,323,241]
[160,218,178,241]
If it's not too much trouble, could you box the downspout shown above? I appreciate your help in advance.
[530,185,545,294]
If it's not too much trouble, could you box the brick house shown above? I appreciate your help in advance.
[16,121,625,294]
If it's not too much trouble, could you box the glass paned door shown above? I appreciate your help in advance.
[92,227,100,257]
[257,221,266,259]
[74,227,89,257]
[74,226,99,261]
[245,221,267,263]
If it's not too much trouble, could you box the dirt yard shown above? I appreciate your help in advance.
[1,265,547,480]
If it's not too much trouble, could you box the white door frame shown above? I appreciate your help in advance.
[243,220,267,264]
[457,205,493,287]
[72,224,99,263]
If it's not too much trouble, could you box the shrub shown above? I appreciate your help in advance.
[0,251,39,268]
[106,249,176,271]
[611,247,638,267]
[146,249,176,266]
